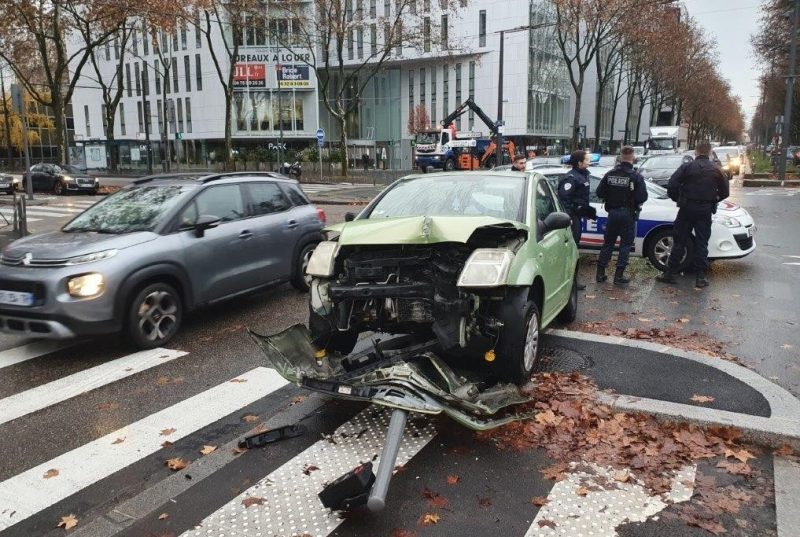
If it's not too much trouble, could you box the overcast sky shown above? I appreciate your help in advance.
[683,0,764,126]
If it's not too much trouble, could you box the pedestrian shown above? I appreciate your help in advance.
[558,150,597,290]
[656,141,729,288]
[362,153,370,171]
[511,154,527,172]
[595,146,648,285]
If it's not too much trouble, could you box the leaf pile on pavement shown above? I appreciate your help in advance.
[478,372,757,495]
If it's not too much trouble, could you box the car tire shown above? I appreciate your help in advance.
[126,283,183,349]
[309,308,358,355]
[291,242,318,292]
[646,228,692,272]
[556,271,578,324]
[419,166,428,174]
[53,180,65,195]
[495,296,541,384]
[443,158,456,171]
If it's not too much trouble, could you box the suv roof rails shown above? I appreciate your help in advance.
[199,171,290,183]
[132,172,213,185]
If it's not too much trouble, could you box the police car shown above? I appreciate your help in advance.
[533,165,756,271]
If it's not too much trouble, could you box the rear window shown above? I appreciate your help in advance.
[280,183,310,206]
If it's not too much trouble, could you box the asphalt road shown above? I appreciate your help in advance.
[0,177,792,537]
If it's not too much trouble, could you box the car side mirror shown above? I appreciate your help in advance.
[543,212,572,232]
[194,214,221,238]
[344,212,356,222]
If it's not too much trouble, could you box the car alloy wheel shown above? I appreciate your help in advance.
[291,242,319,292]
[653,234,674,268]
[137,290,179,343]
[522,307,540,372]
[53,181,64,195]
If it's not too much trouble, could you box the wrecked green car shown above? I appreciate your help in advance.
[303,171,578,383]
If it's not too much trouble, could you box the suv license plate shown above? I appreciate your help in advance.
[0,290,34,306]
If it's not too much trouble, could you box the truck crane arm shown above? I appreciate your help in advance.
[441,97,498,135]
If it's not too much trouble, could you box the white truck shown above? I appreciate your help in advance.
[645,126,688,155]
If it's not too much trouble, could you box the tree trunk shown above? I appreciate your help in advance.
[594,81,603,152]
[105,118,118,172]
[51,92,66,164]
[571,83,583,150]
[224,86,234,171]
[635,94,646,143]
[338,113,348,177]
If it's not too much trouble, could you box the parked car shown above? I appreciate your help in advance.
[536,166,756,272]
[22,164,99,195]
[0,172,325,348]
[0,173,20,194]
[305,171,578,383]
[636,154,694,187]
[714,146,743,176]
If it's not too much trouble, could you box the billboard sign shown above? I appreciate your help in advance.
[234,63,266,88]
[278,65,310,88]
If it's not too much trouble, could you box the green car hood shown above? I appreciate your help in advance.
[326,216,528,245]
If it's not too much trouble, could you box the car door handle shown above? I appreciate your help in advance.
[239,230,253,239]
[286,220,299,229]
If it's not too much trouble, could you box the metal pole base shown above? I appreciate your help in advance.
[367,409,409,512]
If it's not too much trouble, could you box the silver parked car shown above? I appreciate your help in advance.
[0,172,325,348]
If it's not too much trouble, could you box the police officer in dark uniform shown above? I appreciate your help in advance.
[656,141,729,288]
[558,150,596,289]
[595,146,648,285]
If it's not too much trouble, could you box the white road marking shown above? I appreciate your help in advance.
[20,206,83,214]
[0,348,187,426]
[0,341,74,370]
[0,366,288,531]
[525,463,695,537]
[783,255,800,266]
[181,407,437,537]
[0,211,41,222]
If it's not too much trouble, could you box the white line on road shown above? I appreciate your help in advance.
[181,407,437,537]
[0,341,74,370]
[0,366,288,531]
[0,348,187,426]
[20,206,84,214]
[0,212,41,222]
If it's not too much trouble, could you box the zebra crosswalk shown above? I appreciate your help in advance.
[0,200,96,223]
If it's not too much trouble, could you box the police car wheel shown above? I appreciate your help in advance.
[647,228,693,272]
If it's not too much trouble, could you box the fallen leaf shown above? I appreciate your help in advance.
[691,394,715,404]
[57,514,78,530]
[422,487,449,508]
[537,519,557,529]
[687,516,728,535]
[111,437,125,445]
[158,513,169,520]
[233,446,248,455]
[782,344,794,350]
[199,445,217,456]
[541,463,568,481]
[43,469,59,479]
[726,448,756,464]
[637,318,652,322]
[613,469,630,483]
[531,496,549,507]
[290,395,306,405]
[302,464,320,475]
[241,496,265,508]
[96,402,120,411]
[446,475,460,485]
[716,461,753,476]
[774,444,794,457]
[478,497,492,507]
[242,414,260,423]
[389,529,417,537]
[678,318,690,323]
[166,458,188,471]
[420,513,440,526]
[161,441,174,448]
[160,428,177,436]
[575,486,589,497]
[230,378,248,383]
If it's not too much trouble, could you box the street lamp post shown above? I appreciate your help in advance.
[779,0,800,185]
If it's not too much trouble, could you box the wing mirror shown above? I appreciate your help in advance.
[194,214,221,238]
[543,212,572,232]
[344,212,356,222]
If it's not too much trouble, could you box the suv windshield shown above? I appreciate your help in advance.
[640,157,684,170]
[368,175,526,222]
[63,184,195,234]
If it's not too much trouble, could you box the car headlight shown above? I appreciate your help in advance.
[306,241,339,277]
[65,249,118,265]
[433,156,441,160]
[457,249,515,287]
[62,175,74,182]
[731,158,741,166]
[67,273,105,297]
[712,215,741,228]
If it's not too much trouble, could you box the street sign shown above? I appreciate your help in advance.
[316,128,325,148]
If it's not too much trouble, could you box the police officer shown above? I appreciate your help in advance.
[595,146,648,285]
[558,150,596,289]
[656,141,729,288]
[511,154,527,172]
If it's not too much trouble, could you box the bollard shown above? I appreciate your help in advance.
[367,409,408,512]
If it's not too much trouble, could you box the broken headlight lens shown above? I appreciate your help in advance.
[306,241,339,277]
[457,249,515,287]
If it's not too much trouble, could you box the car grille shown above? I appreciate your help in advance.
[1,254,71,268]
[77,179,95,186]
[733,234,753,251]
[0,279,46,304]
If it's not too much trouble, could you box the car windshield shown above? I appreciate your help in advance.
[368,174,526,222]
[415,132,439,145]
[63,184,196,234]
[639,157,684,170]
[649,138,675,151]
[62,165,85,174]
[646,182,670,199]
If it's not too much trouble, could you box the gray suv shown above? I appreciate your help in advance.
[0,172,325,348]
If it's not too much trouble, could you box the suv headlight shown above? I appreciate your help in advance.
[457,249,515,287]
[67,273,105,297]
[306,241,339,277]
[62,175,74,182]
[65,249,118,265]
[712,215,741,228]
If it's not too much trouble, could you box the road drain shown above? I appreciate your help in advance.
[535,346,593,373]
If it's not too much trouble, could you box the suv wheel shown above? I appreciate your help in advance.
[53,180,65,195]
[291,242,318,292]
[126,283,183,349]
[496,297,541,384]
[647,228,692,272]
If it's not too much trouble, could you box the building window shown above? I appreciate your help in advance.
[423,0,430,12]
[132,30,138,56]
[137,101,144,133]
[357,27,363,59]
[114,37,119,59]
[134,63,141,96]
[347,29,354,60]
[186,97,192,133]
[420,67,426,108]
[395,21,402,55]
[411,0,416,14]
[195,54,203,90]
[172,31,178,51]
[154,60,161,94]
[184,56,191,91]
[423,17,430,52]
[455,63,462,129]
[143,22,149,54]
[119,102,126,136]
[125,64,132,98]
[104,41,110,61]
[177,98,184,133]
[384,0,390,17]
[441,14,448,49]
[356,0,363,20]
[142,63,149,96]
[370,24,377,56]
[370,0,376,18]
[84,105,90,137]
[430,69,436,126]
[408,69,414,108]
[171,57,179,92]
[181,22,187,50]
[468,61,475,129]
[442,65,449,121]
[479,11,486,47]
[145,101,152,133]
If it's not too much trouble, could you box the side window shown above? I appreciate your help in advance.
[280,183,309,206]
[184,184,244,223]
[441,131,450,145]
[179,200,199,229]
[535,179,557,225]
[246,182,292,216]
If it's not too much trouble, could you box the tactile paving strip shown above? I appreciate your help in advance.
[525,462,696,537]
[182,407,437,536]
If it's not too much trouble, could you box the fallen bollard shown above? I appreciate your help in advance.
[367,408,408,512]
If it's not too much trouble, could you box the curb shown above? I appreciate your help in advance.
[548,329,800,449]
